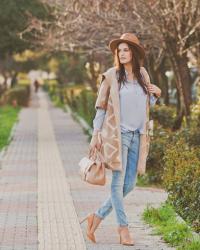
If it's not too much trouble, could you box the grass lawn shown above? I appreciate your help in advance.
[143,202,200,250]
[0,105,20,150]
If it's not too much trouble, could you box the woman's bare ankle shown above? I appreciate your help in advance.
[90,214,102,233]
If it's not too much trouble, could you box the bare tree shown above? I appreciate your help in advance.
[134,0,200,129]
[21,0,162,91]
[22,0,200,128]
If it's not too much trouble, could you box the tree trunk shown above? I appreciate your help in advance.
[2,73,7,91]
[11,72,18,88]
[177,54,192,109]
[167,46,192,129]
[151,68,161,104]
[159,60,169,105]
[172,105,185,131]
[86,54,99,93]
[147,53,168,105]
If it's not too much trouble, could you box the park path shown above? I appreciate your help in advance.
[0,87,174,250]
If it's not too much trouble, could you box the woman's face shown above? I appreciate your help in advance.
[118,42,132,65]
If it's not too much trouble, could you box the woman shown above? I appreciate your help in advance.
[81,33,161,246]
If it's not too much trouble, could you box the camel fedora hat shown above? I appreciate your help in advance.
[109,33,145,59]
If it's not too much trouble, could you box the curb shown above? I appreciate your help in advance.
[64,105,93,137]
[176,212,199,239]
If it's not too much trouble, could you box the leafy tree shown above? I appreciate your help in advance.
[0,0,51,92]
[42,52,87,85]
[0,0,50,56]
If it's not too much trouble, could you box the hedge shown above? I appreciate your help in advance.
[2,85,30,106]
[163,138,200,233]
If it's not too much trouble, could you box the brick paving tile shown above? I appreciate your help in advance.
[37,92,86,250]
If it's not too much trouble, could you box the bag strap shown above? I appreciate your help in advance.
[96,149,105,162]
[89,147,105,163]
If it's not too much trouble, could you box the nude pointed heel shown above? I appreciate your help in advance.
[80,214,96,243]
[80,213,102,243]
[80,216,88,224]
[118,226,134,246]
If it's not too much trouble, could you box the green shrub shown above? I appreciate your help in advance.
[163,138,200,233]
[42,82,49,92]
[150,105,176,129]
[64,85,87,106]
[73,89,96,126]
[2,85,30,106]
[146,116,200,185]
[146,105,178,184]
[48,84,57,99]
[187,126,200,148]
[188,93,200,147]
[45,83,96,126]
[146,125,173,183]
[189,131,200,147]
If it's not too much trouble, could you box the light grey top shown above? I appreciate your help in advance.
[93,78,157,134]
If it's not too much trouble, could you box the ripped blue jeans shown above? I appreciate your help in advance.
[95,129,140,226]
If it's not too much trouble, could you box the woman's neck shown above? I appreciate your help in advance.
[124,63,132,75]
[124,63,135,80]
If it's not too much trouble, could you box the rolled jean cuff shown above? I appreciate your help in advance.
[94,212,104,220]
[119,223,128,227]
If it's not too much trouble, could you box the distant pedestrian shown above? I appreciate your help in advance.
[80,33,161,246]
[34,80,39,93]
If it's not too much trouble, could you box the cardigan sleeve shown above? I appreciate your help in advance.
[95,75,110,110]
[93,108,106,131]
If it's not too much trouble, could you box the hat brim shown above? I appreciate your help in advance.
[109,39,145,59]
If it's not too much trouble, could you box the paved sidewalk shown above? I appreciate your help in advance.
[0,89,86,250]
[0,92,38,250]
[0,88,174,250]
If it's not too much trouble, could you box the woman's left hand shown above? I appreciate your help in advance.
[147,84,161,97]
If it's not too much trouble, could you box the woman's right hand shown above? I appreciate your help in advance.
[89,133,102,158]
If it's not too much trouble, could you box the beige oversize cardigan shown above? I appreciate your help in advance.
[95,66,152,173]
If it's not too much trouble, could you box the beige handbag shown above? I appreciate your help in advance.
[78,148,106,186]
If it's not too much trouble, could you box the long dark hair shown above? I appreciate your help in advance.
[114,43,148,95]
